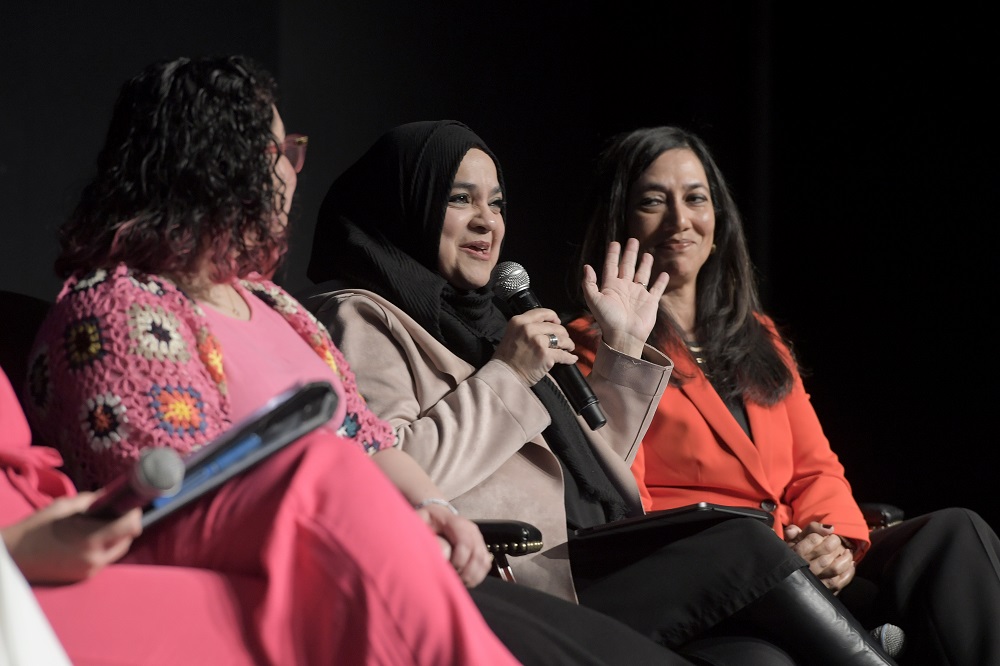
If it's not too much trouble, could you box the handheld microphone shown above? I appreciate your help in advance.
[493,261,607,430]
[85,447,185,519]
[870,623,905,659]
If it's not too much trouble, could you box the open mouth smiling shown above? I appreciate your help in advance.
[461,241,491,258]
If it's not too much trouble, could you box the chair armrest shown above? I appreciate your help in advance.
[859,502,905,530]
[474,519,543,557]
[473,519,543,583]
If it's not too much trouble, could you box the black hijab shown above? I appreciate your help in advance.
[308,120,628,528]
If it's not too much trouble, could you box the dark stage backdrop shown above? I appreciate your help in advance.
[1,2,994,528]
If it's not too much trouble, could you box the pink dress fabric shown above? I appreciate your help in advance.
[24,265,395,490]
[200,282,346,426]
[2,367,257,665]
[9,264,522,664]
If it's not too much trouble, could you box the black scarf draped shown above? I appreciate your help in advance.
[308,120,628,528]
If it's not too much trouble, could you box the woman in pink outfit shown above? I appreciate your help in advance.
[12,54,522,665]
[5,363,518,665]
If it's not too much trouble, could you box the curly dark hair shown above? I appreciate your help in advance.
[55,55,289,281]
[574,126,794,406]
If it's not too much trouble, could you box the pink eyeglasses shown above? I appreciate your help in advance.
[269,133,309,173]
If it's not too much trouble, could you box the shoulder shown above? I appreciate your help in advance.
[307,288,410,333]
[54,264,190,310]
[242,275,331,338]
[38,265,204,353]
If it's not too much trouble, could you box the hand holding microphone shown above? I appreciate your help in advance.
[8,448,184,585]
[85,447,185,519]
[494,261,607,430]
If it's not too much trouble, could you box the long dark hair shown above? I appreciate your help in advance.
[575,126,794,405]
[55,55,287,282]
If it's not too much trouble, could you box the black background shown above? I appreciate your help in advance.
[2,2,995,528]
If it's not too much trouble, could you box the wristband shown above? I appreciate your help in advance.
[413,498,459,515]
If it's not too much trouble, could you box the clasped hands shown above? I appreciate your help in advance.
[784,521,856,594]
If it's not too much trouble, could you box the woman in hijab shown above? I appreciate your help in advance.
[302,120,899,664]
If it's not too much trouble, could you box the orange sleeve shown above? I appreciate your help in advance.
[566,315,599,376]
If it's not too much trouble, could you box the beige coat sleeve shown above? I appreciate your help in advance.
[311,290,672,503]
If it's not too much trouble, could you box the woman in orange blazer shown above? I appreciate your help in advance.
[568,125,1000,666]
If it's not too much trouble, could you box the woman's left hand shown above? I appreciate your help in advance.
[581,238,668,358]
[416,504,493,588]
[784,522,856,594]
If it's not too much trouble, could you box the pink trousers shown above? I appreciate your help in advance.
[38,432,519,665]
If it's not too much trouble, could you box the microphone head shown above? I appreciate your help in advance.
[134,447,186,496]
[871,623,905,658]
[494,261,530,300]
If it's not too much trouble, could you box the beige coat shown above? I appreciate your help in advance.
[305,288,673,602]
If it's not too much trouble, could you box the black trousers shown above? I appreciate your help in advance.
[470,576,693,665]
[839,507,1000,666]
[471,575,798,666]
[568,517,805,647]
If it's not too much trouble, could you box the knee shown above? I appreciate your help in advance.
[929,506,986,531]
[915,506,997,547]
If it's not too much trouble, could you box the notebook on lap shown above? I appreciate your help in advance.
[140,380,339,528]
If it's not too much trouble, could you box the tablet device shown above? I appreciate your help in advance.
[573,501,773,541]
[569,502,775,588]
[140,380,339,528]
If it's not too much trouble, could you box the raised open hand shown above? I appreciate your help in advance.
[581,238,668,358]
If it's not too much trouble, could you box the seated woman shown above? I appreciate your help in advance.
[567,124,1000,666]
[303,119,895,664]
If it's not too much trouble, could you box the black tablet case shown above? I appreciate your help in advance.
[569,502,774,588]
[141,380,339,528]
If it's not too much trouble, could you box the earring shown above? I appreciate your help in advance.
[711,244,717,254]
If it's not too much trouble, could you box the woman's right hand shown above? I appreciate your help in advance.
[2,492,142,585]
[492,308,578,387]
[416,505,493,588]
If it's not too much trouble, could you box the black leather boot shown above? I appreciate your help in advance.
[720,568,898,666]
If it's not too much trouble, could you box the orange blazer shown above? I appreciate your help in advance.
[568,315,872,557]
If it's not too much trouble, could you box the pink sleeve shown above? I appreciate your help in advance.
[1,368,75,524]
[325,342,398,454]
[24,268,231,490]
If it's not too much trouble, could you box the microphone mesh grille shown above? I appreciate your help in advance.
[873,624,906,658]
[493,261,530,300]
[137,447,186,493]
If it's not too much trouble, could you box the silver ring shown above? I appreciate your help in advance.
[640,282,648,289]
[548,333,559,349]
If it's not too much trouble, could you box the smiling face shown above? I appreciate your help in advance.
[437,148,505,290]
[626,148,715,292]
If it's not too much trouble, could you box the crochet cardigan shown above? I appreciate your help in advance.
[24,264,395,490]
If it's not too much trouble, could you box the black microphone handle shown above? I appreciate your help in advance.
[549,364,607,430]
[504,288,607,430]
